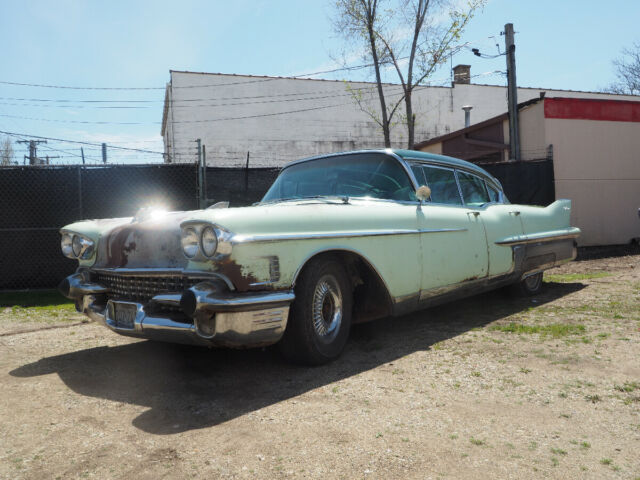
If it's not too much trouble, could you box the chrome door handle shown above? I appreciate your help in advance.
[509,211,521,216]
[468,211,480,217]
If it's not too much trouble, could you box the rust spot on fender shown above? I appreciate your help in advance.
[462,275,479,282]
[217,259,259,292]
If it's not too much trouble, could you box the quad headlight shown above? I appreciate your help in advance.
[181,227,200,259]
[180,224,222,259]
[61,232,95,259]
[201,227,218,257]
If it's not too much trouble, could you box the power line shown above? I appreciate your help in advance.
[0,130,165,155]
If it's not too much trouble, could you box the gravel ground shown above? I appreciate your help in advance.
[0,253,638,479]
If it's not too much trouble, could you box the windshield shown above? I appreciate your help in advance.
[261,152,416,203]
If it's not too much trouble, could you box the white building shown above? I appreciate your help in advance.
[161,66,638,167]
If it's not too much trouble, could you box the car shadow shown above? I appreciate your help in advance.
[10,283,584,435]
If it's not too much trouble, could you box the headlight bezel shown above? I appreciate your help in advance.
[180,222,232,261]
[60,231,95,260]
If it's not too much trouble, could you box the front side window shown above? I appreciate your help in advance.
[457,171,490,206]
[262,153,415,203]
[418,165,462,205]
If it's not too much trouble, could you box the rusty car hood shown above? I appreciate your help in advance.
[66,211,195,269]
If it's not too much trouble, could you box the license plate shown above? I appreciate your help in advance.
[111,302,137,329]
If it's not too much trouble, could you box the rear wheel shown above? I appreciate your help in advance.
[279,256,352,365]
[509,272,543,296]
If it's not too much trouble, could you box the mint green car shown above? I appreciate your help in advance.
[59,150,580,364]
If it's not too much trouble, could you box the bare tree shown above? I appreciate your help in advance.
[333,0,485,148]
[605,42,640,95]
[334,0,394,147]
[0,135,14,165]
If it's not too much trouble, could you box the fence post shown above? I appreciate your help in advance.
[245,151,250,191]
[202,144,208,208]
[77,165,84,220]
[196,138,204,209]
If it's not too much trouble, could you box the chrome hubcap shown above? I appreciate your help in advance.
[312,274,342,342]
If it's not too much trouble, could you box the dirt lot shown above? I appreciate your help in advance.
[1,252,639,479]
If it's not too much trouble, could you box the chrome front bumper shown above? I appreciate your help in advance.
[61,272,294,348]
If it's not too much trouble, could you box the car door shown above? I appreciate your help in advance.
[456,170,525,277]
[412,164,489,296]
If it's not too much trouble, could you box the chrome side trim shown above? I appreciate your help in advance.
[232,228,467,244]
[495,228,581,246]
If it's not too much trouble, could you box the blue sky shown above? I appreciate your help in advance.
[0,0,637,163]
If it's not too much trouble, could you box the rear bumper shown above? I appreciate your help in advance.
[61,272,294,348]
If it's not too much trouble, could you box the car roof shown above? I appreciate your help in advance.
[391,149,493,178]
[283,149,502,190]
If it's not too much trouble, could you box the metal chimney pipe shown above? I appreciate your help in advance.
[462,105,473,128]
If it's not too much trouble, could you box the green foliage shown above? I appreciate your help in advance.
[489,322,585,338]
[0,290,73,311]
[544,272,611,283]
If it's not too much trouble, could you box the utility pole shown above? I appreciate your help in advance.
[101,143,107,164]
[43,155,59,165]
[504,23,520,161]
[17,139,46,165]
[80,147,86,165]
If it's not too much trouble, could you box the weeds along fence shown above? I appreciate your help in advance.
[0,163,280,290]
[0,159,552,290]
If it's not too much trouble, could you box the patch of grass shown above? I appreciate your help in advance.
[489,322,585,338]
[469,437,485,446]
[470,371,482,377]
[551,457,559,467]
[0,290,73,310]
[550,448,567,456]
[580,441,591,449]
[600,458,612,465]
[519,367,532,374]
[544,272,611,283]
[615,382,640,393]
[585,394,601,403]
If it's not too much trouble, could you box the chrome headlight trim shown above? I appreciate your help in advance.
[201,226,218,257]
[60,231,95,260]
[181,227,200,259]
[180,222,233,261]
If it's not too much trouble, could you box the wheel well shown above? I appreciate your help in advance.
[295,250,393,323]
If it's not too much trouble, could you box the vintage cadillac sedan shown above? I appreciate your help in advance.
[59,149,580,364]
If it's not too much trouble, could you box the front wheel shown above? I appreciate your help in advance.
[278,256,352,365]
[509,272,543,297]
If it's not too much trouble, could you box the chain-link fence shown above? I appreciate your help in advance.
[1,158,552,290]
[0,163,280,290]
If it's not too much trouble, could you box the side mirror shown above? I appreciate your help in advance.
[416,185,431,206]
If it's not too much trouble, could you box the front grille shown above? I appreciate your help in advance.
[93,272,201,304]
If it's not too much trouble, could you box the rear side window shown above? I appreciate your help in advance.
[420,166,462,205]
[457,171,490,206]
